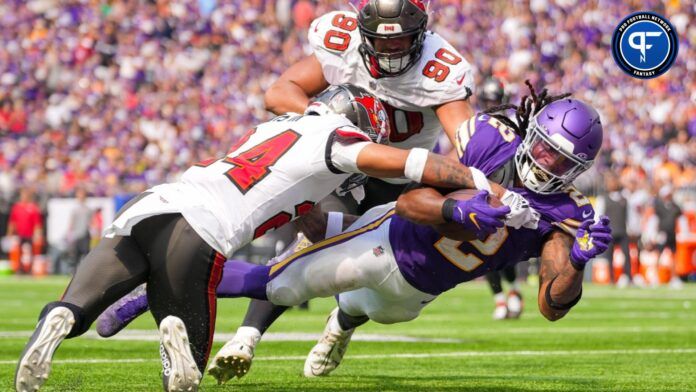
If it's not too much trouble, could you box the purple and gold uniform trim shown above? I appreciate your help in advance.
[268,209,396,277]
[554,218,582,236]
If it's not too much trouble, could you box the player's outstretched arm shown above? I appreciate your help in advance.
[264,55,330,115]
[537,231,582,321]
[355,144,507,198]
[538,217,611,321]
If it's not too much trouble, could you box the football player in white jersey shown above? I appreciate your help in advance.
[266,0,475,210]
[15,85,515,392]
[213,0,478,377]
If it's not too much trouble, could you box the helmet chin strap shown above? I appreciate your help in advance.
[368,54,382,78]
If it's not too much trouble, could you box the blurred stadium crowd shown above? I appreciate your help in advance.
[0,0,694,281]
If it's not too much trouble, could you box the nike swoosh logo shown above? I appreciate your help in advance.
[457,75,466,85]
[469,213,481,230]
[582,210,592,219]
[420,298,436,305]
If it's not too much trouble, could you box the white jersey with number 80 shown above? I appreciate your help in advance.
[309,11,474,153]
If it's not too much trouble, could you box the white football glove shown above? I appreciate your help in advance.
[500,190,540,230]
[304,101,336,117]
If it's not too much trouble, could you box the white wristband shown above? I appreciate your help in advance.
[470,167,492,192]
[404,148,430,183]
[325,212,344,238]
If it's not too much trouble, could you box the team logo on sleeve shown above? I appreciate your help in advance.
[611,11,678,79]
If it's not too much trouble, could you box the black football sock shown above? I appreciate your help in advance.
[337,308,369,330]
[241,299,289,334]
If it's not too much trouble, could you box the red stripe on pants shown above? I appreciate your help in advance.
[204,252,226,364]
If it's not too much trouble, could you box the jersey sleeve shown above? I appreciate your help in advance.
[522,188,596,238]
[308,11,360,85]
[456,114,521,175]
[325,124,372,174]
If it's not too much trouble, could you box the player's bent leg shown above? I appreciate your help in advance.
[133,214,225,390]
[97,257,272,339]
[16,233,149,391]
[266,204,397,307]
[486,271,508,320]
[502,265,523,319]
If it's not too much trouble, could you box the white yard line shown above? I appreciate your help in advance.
[2,324,694,341]
[1,348,694,365]
[0,330,462,343]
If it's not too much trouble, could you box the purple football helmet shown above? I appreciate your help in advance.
[515,98,603,194]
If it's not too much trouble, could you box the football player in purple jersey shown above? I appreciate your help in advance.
[291,84,611,377]
[93,84,610,383]
[206,83,610,380]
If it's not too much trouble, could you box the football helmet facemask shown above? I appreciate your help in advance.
[356,0,428,78]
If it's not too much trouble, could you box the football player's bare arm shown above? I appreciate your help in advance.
[395,186,449,225]
[264,55,330,115]
[434,99,474,148]
[293,207,359,243]
[537,230,583,321]
[355,144,507,197]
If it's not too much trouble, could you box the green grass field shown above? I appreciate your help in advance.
[1,276,695,391]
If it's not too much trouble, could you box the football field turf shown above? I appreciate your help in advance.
[1,277,694,391]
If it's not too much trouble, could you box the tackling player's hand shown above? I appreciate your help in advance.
[500,190,540,230]
[569,215,612,270]
[304,101,335,116]
[446,191,510,240]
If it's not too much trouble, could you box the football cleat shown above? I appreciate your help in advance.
[96,284,149,338]
[207,327,261,384]
[159,316,201,392]
[506,290,524,319]
[15,306,75,392]
[303,308,354,378]
[492,300,508,320]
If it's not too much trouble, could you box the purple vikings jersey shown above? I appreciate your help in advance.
[388,114,594,295]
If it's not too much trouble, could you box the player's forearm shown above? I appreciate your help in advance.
[357,146,506,198]
[264,81,312,115]
[421,153,507,198]
[395,187,448,225]
[538,262,583,321]
[537,232,583,321]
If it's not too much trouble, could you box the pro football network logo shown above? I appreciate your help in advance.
[611,11,678,79]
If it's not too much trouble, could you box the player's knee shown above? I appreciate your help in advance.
[41,301,88,338]
[267,283,307,306]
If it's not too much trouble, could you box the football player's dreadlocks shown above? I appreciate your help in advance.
[483,80,570,138]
